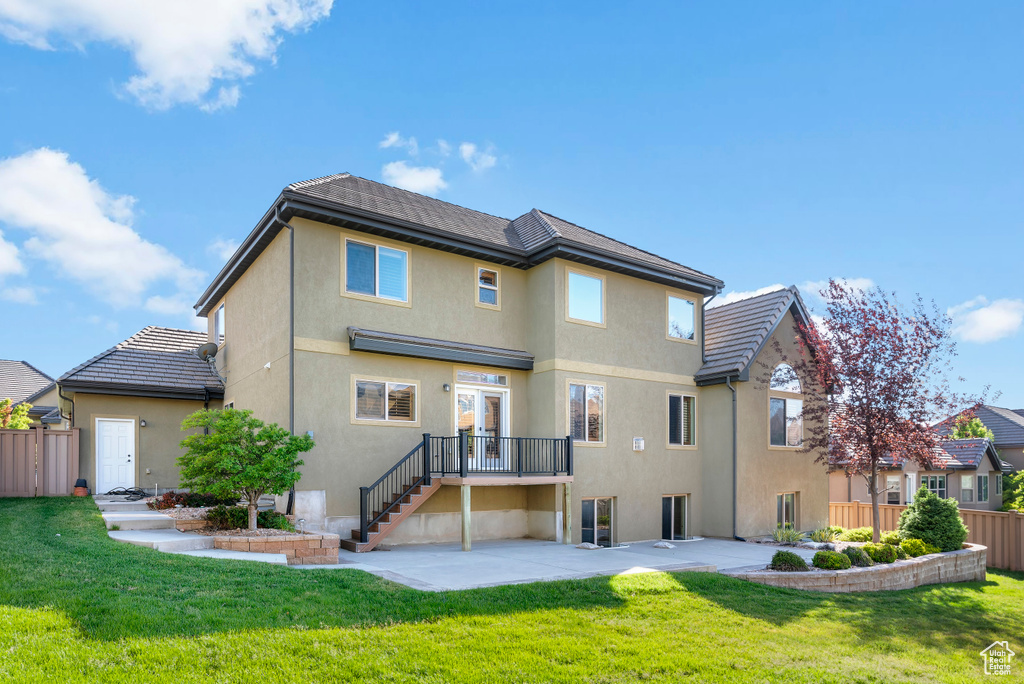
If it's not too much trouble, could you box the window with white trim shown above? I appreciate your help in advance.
[355,379,416,422]
[961,474,974,503]
[456,370,507,386]
[667,296,695,341]
[769,397,803,447]
[569,382,604,443]
[977,474,989,503]
[345,239,409,302]
[668,394,696,446]
[925,474,946,498]
[777,492,796,528]
[567,271,604,324]
[214,304,225,345]
[477,267,499,307]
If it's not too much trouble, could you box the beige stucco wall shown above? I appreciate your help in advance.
[72,393,215,493]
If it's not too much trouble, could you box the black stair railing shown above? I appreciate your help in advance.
[358,434,574,544]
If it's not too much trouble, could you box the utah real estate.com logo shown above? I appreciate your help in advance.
[981,641,1014,676]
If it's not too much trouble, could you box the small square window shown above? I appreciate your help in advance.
[567,271,604,324]
[477,268,499,307]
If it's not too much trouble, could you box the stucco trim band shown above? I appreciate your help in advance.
[534,358,695,386]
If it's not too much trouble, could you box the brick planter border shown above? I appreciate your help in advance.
[722,543,987,592]
[213,533,341,565]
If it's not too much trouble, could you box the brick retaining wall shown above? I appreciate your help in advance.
[214,533,341,565]
[175,519,210,532]
[723,544,987,592]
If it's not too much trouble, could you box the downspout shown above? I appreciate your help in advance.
[275,205,297,516]
[58,384,74,429]
[727,376,742,541]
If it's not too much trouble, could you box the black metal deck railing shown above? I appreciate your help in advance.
[358,434,572,543]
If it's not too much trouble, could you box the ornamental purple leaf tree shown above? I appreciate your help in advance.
[768,280,981,543]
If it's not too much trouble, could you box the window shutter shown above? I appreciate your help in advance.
[683,396,694,446]
[387,383,415,421]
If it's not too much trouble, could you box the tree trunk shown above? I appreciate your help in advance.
[868,465,881,543]
[248,501,258,531]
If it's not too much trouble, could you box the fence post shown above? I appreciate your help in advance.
[1011,510,1020,573]
[459,432,468,478]
[33,425,45,497]
[422,434,431,486]
[359,486,369,543]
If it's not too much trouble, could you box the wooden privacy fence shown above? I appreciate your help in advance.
[830,501,1024,571]
[0,427,80,497]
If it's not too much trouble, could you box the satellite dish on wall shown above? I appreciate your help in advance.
[196,343,219,361]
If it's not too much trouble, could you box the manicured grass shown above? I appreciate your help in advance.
[1,498,1022,682]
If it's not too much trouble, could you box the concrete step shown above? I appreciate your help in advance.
[94,500,151,512]
[102,511,175,531]
[108,529,214,552]
[169,548,288,565]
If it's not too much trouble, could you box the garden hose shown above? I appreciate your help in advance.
[103,486,148,501]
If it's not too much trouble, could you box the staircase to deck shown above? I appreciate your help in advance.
[340,481,440,552]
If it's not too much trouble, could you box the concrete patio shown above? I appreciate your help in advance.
[303,538,817,591]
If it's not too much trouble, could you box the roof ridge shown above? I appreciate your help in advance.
[706,287,792,314]
[287,173,352,191]
[529,208,562,239]
[534,208,720,281]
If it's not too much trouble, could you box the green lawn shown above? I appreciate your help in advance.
[1,498,1021,682]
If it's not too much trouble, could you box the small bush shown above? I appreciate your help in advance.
[810,527,838,543]
[897,487,968,552]
[813,550,852,570]
[895,545,908,560]
[880,530,902,546]
[771,525,805,544]
[842,546,874,567]
[863,542,897,564]
[148,490,237,510]
[769,550,809,572]
[838,527,873,542]
[205,505,294,531]
[900,538,940,558]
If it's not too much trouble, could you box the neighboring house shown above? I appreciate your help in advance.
[829,438,1009,511]
[190,172,829,549]
[936,405,1024,472]
[0,359,63,428]
[58,327,224,495]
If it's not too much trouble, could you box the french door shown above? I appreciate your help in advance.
[455,385,509,471]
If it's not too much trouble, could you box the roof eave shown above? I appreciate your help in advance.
[59,380,224,402]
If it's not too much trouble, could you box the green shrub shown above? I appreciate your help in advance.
[809,527,838,543]
[768,550,809,572]
[838,527,873,542]
[897,487,968,552]
[863,542,897,564]
[205,505,294,531]
[900,538,940,558]
[895,545,908,560]
[880,530,902,546]
[771,525,805,544]
[842,546,874,567]
[813,550,852,570]
[148,490,237,510]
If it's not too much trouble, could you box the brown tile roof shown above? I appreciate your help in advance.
[697,287,810,383]
[59,327,224,399]
[0,359,54,404]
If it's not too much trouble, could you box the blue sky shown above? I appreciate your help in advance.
[0,2,1021,406]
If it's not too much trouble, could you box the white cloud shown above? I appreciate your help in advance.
[799,277,875,301]
[381,161,447,196]
[379,131,418,156]
[0,285,37,304]
[709,284,787,308]
[0,148,204,308]
[207,237,240,262]
[0,0,333,110]
[459,142,496,172]
[948,296,1024,343]
[0,229,23,276]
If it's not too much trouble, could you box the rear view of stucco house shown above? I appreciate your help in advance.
[184,172,829,550]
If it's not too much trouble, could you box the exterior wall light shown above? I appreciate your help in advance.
[443,383,451,392]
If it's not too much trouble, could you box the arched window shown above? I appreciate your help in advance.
[770,364,801,394]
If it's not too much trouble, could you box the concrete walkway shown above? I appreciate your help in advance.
[303,538,817,591]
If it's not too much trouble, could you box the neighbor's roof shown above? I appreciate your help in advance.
[0,359,54,404]
[696,287,812,384]
[195,173,723,316]
[936,405,1024,447]
[58,327,224,401]
[934,438,1006,472]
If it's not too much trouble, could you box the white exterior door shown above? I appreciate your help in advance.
[455,386,510,471]
[96,418,135,493]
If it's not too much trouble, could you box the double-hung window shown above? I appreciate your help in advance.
[355,379,416,423]
[977,475,989,503]
[668,394,696,447]
[346,239,408,302]
[960,474,974,503]
[667,295,695,341]
[477,267,499,308]
[567,270,604,325]
[925,475,946,498]
[569,382,604,443]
